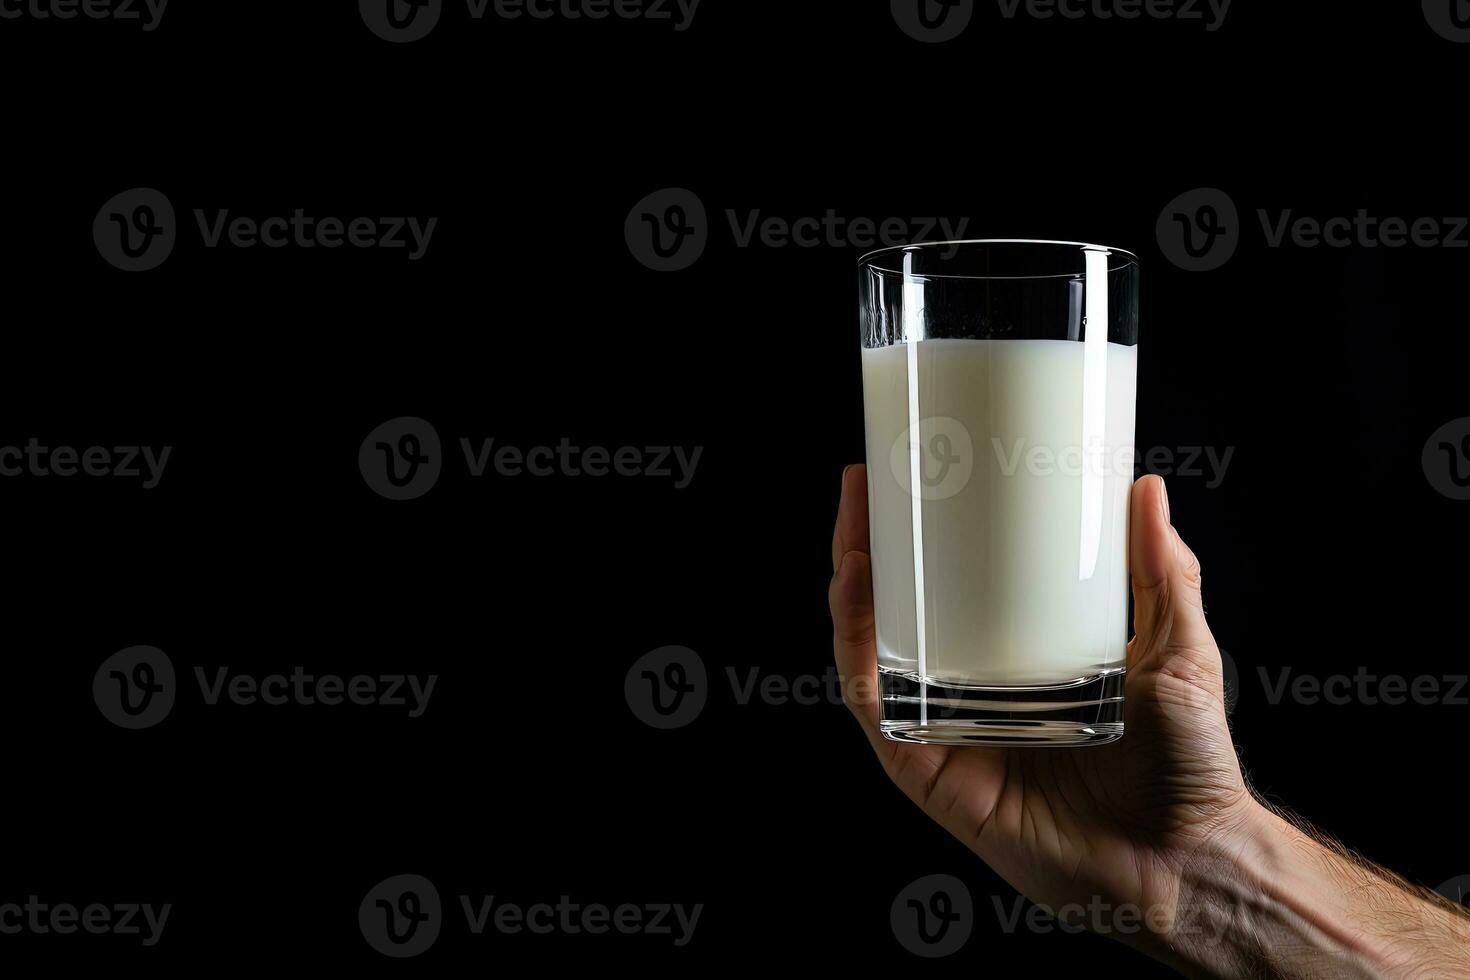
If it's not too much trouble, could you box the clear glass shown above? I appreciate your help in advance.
[858,240,1139,746]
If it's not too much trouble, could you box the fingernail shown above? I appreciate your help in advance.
[1160,478,1171,524]
[842,463,854,485]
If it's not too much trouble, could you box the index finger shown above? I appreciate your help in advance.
[831,464,871,573]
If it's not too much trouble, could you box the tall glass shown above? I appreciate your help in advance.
[858,240,1139,746]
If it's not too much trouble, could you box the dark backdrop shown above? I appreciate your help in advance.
[2,0,1467,972]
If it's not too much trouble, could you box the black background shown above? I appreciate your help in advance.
[2,0,1468,972]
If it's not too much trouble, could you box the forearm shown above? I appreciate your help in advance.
[1157,803,1470,978]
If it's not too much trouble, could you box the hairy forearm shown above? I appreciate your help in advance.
[1155,802,1470,978]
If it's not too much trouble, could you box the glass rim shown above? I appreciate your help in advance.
[858,239,1140,279]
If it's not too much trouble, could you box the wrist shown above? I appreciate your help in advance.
[1159,800,1470,978]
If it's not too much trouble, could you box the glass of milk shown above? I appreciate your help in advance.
[858,240,1139,746]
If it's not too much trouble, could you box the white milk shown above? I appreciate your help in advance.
[861,338,1136,686]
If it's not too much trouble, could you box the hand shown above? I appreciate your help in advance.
[831,466,1470,975]
[828,468,1251,951]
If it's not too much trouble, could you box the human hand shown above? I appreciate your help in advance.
[829,467,1252,957]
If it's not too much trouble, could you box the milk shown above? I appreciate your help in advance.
[861,338,1137,686]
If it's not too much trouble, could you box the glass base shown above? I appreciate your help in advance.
[878,666,1124,747]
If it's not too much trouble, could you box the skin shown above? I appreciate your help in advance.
[829,468,1470,976]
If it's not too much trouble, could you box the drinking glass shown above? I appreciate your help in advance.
[858,240,1139,746]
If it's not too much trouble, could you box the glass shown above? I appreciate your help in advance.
[857,240,1139,746]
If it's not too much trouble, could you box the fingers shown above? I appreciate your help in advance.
[829,466,880,733]
[1128,475,1217,670]
[831,465,870,573]
[826,464,1004,848]
[829,548,881,731]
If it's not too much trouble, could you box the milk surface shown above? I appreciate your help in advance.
[861,338,1136,686]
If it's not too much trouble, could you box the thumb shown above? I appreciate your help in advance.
[1129,475,1216,669]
